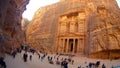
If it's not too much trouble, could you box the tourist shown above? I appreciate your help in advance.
[56,60,60,65]
[12,50,17,58]
[63,58,68,68]
[96,61,100,67]
[89,62,92,68]
[38,54,41,59]
[51,57,53,61]
[0,57,6,68]
[47,56,50,61]
[57,57,59,61]
[61,60,64,68]
[29,55,32,61]
[21,45,24,50]
[41,56,44,61]
[23,52,28,62]
[102,64,106,68]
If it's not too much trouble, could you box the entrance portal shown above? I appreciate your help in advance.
[69,39,73,52]
[70,43,73,52]
[57,38,84,53]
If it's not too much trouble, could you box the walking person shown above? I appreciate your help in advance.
[29,55,32,61]
[63,58,68,68]
[23,52,28,62]
[38,54,41,59]
[61,60,64,68]
[0,57,6,68]
[102,64,106,68]
[12,50,17,58]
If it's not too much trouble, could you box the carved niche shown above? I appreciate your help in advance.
[59,16,67,33]
[58,11,86,35]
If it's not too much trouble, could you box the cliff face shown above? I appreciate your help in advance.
[26,0,120,55]
[0,0,29,55]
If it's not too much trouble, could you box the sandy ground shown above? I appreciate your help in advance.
[4,51,120,68]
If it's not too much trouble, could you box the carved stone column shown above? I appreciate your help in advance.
[66,38,69,53]
[80,38,84,53]
[62,38,65,53]
[77,38,80,53]
[58,38,61,53]
[73,38,75,53]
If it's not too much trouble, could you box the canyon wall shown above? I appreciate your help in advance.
[0,0,29,56]
[26,0,120,58]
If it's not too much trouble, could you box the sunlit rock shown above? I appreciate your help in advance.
[26,0,120,59]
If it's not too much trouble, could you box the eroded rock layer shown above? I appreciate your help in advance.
[0,0,29,56]
[26,0,120,58]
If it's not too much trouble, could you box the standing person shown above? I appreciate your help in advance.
[29,55,32,61]
[41,56,43,61]
[102,64,106,68]
[63,59,68,68]
[23,52,28,62]
[48,56,50,61]
[71,60,74,64]
[0,57,6,68]
[12,50,17,58]
[61,60,64,68]
[51,57,53,61]
[38,54,40,59]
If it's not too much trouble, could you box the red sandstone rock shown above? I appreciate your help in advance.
[26,0,120,57]
[0,0,29,55]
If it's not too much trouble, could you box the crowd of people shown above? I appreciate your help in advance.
[0,44,111,68]
[0,57,6,68]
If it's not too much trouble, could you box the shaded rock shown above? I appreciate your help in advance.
[0,0,29,55]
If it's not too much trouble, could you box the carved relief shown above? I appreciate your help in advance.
[59,11,86,34]
[78,21,85,33]
[25,0,120,58]
[60,22,67,33]
[57,11,86,53]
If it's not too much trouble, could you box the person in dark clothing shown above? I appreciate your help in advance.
[63,59,68,68]
[96,61,100,67]
[12,50,17,58]
[21,45,24,50]
[0,57,6,68]
[38,54,40,59]
[29,55,32,61]
[61,61,64,68]
[102,64,106,68]
[23,52,28,62]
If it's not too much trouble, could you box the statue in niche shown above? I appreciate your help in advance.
[60,21,67,33]
[69,16,76,32]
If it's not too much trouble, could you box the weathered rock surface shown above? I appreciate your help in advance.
[0,0,29,55]
[26,0,120,58]
[21,18,30,31]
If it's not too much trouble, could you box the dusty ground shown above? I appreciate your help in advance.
[4,51,120,68]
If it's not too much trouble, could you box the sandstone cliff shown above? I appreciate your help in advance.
[26,0,120,56]
[0,0,29,56]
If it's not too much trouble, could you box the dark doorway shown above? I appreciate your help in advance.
[75,39,78,53]
[70,43,73,52]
